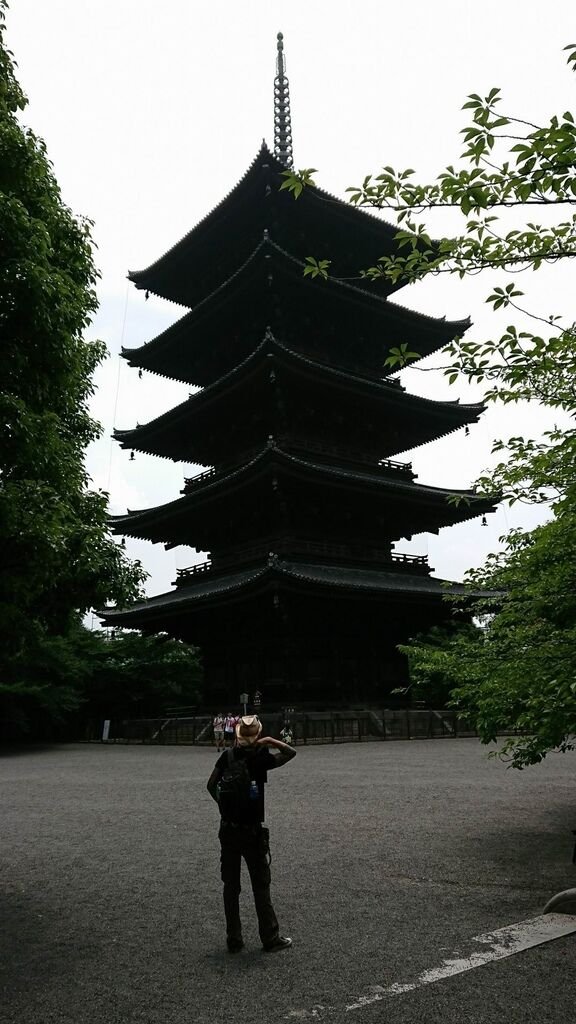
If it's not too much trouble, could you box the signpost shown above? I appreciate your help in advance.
[240,693,249,715]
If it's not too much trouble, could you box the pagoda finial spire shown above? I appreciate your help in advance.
[274,32,294,169]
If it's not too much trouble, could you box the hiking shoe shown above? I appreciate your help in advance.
[227,940,244,954]
[263,936,292,953]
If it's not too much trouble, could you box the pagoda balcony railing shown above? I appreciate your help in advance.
[175,540,429,586]
[276,437,414,477]
[182,438,414,494]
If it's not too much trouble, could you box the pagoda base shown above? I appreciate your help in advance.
[200,587,452,705]
[101,559,471,707]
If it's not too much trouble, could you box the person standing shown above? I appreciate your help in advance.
[213,713,225,750]
[280,722,293,745]
[223,712,236,747]
[206,715,296,953]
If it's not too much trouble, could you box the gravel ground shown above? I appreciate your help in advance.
[1,739,575,1024]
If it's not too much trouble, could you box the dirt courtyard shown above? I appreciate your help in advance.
[1,739,575,1024]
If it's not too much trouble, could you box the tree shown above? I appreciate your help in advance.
[80,630,203,724]
[0,2,146,736]
[0,625,203,742]
[281,44,576,767]
[400,508,576,768]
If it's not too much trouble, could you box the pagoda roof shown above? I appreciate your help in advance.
[114,334,484,464]
[99,558,478,631]
[123,236,471,386]
[128,143,417,307]
[109,444,496,547]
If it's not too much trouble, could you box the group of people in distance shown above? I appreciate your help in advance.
[207,711,297,954]
[212,712,239,750]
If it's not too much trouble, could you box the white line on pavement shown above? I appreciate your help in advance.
[285,913,576,1019]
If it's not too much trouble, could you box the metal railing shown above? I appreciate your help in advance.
[90,709,491,746]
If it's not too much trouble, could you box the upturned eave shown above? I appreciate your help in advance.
[99,558,488,631]
[114,333,484,463]
[123,236,470,386]
[109,444,497,546]
[127,143,436,307]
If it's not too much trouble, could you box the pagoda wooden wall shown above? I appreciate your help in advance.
[195,590,451,706]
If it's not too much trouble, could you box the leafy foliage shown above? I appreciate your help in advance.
[0,2,146,736]
[366,49,576,766]
[302,256,331,280]
[0,626,203,741]
[80,629,203,723]
[401,507,576,769]
[279,167,318,199]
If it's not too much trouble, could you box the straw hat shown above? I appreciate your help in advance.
[235,715,263,746]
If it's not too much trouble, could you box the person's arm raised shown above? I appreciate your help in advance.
[256,736,296,765]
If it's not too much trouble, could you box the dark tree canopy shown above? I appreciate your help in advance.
[80,630,203,723]
[0,1,148,735]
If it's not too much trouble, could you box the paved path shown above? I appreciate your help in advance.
[1,740,575,1024]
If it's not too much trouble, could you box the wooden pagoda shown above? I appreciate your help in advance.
[100,35,496,704]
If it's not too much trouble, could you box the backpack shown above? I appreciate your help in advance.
[217,749,254,820]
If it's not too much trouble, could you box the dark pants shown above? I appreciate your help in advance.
[219,823,279,947]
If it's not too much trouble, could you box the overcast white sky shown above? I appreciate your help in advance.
[6,1,575,597]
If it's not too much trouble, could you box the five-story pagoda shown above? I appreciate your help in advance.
[101,35,496,704]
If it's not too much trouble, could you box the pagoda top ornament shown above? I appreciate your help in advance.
[274,32,293,168]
